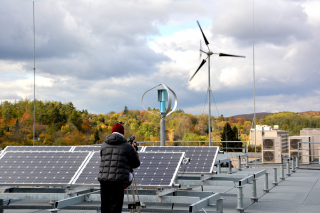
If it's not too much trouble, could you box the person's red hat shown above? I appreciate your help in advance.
[112,123,124,135]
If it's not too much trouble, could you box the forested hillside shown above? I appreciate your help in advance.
[0,99,319,149]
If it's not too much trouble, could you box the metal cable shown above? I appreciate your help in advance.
[210,89,221,138]
[192,92,208,141]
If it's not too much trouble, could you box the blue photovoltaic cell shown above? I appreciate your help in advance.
[73,151,184,187]
[0,151,90,185]
[143,146,219,173]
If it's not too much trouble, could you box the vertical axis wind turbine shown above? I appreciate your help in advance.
[190,21,245,146]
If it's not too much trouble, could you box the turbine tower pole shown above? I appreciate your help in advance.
[208,56,211,146]
[190,21,245,149]
[253,1,256,166]
[33,1,36,147]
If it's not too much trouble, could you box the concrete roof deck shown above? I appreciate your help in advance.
[2,164,320,213]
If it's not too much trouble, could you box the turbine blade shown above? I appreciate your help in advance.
[197,21,209,46]
[190,59,207,81]
[219,53,246,58]
[199,40,202,60]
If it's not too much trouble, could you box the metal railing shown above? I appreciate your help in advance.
[136,140,248,153]
[298,142,320,165]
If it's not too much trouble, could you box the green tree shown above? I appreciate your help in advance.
[48,122,56,135]
[220,123,233,141]
[94,129,100,143]
[15,119,20,131]
[68,110,83,131]
[220,123,242,152]
[124,106,129,114]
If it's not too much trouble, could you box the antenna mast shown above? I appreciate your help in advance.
[33,1,36,146]
[253,1,257,166]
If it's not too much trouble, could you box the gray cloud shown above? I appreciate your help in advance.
[1,0,320,116]
[0,0,172,80]
[211,0,312,47]
[0,92,22,100]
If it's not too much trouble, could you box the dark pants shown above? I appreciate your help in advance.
[100,181,124,213]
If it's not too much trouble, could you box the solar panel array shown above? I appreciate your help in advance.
[3,146,72,152]
[72,151,184,187]
[143,146,219,173]
[0,151,90,185]
[0,146,206,187]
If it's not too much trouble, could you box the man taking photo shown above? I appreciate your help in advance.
[98,122,140,213]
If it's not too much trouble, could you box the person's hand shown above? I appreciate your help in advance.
[132,142,138,151]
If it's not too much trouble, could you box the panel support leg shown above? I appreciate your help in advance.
[286,160,291,176]
[245,155,249,168]
[218,163,221,174]
[296,157,299,169]
[280,164,285,181]
[238,156,242,171]
[292,158,295,173]
[272,168,278,186]
[251,178,258,202]
[228,161,232,174]
[216,198,223,213]
[236,186,244,213]
[264,173,269,193]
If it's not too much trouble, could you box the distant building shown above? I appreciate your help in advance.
[250,125,289,150]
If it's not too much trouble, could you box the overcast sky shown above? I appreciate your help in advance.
[1,0,320,117]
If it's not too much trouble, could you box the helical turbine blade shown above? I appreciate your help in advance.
[219,53,246,58]
[197,21,209,46]
[189,59,207,81]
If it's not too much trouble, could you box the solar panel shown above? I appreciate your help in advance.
[134,152,184,187]
[72,151,185,188]
[143,146,219,174]
[3,146,72,152]
[72,152,100,185]
[0,151,91,186]
[72,146,145,152]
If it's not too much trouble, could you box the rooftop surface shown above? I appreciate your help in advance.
[2,165,320,213]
